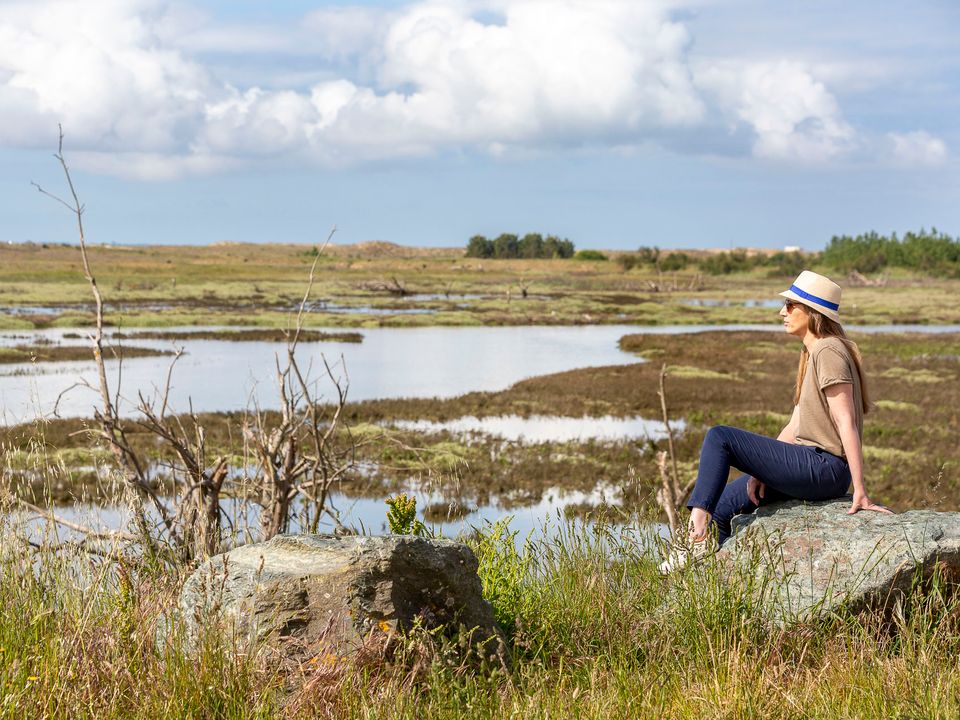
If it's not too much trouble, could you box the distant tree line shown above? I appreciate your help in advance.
[822,228,960,276]
[698,250,808,277]
[617,247,692,273]
[465,233,575,259]
[620,246,809,277]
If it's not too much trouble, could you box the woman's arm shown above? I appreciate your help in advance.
[824,383,891,515]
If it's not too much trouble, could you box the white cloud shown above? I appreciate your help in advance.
[0,0,211,153]
[696,60,857,163]
[0,0,710,174]
[887,130,948,167]
[0,0,918,177]
[301,7,393,61]
[185,0,706,164]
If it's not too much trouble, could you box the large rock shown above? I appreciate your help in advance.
[177,534,505,663]
[718,500,960,622]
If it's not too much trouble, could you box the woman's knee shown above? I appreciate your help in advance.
[704,425,735,448]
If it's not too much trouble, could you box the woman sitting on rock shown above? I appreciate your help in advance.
[660,270,891,574]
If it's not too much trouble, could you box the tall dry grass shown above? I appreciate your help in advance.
[3,499,960,719]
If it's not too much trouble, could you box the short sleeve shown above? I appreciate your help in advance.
[813,344,853,390]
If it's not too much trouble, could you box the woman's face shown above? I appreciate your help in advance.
[779,299,810,337]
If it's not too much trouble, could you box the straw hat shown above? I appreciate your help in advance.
[779,270,842,323]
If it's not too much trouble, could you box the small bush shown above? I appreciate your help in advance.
[573,250,608,262]
[660,252,690,271]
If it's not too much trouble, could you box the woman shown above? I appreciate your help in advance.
[660,270,890,574]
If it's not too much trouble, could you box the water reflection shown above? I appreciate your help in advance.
[392,414,681,444]
[14,480,666,550]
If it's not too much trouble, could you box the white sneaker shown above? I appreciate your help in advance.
[657,525,716,575]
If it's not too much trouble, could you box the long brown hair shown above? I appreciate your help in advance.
[793,311,870,414]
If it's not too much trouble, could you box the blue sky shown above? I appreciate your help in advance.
[1,0,957,250]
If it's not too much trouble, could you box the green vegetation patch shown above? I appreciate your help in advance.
[0,343,172,364]
[880,367,949,384]
[874,399,920,412]
[863,446,918,463]
[112,329,363,343]
[667,364,742,381]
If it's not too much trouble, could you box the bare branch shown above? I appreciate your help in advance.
[160,347,184,421]
[15,498,139,542]
[656,364,687,534]
[291,225,337,347]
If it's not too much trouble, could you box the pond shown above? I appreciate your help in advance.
[2,322,959,424]
[391,414,683,444]
[0,324,649,423]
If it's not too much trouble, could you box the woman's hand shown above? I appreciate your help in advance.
[847,491,892,515]
[747,476,765,506]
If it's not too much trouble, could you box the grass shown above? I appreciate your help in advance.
[0,343,171,364]
[3,242,960,329]
[5,507,960,719]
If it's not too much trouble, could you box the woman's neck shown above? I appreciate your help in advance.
[801,329,821,352]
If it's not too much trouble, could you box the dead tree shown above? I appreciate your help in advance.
[356,277,408,296]
[33,128,176,562]
[655,364,695,534]
[34,128,354,562]
[245,255,356,539]
[518,275,530,299]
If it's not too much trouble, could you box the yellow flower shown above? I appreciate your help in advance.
[27,676,39,682]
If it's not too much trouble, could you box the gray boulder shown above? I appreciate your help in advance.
[176,534,505,663]
[718,500,960,622]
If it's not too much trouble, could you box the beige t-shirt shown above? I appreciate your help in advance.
[794,337,863,457]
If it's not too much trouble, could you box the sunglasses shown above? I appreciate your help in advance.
[783,300,804,312]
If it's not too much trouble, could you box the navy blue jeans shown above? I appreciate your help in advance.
[686,425,851,546]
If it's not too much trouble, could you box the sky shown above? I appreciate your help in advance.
[0,0,958,251]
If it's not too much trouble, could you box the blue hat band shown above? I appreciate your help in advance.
[789,284,839,311]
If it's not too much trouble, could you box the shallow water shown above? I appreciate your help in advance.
[680,298,783,309]
[0,325,648,423]
[305,300,440,315]
[391,414,683,444]
[15,481,659,548]
[2,323,957,424]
